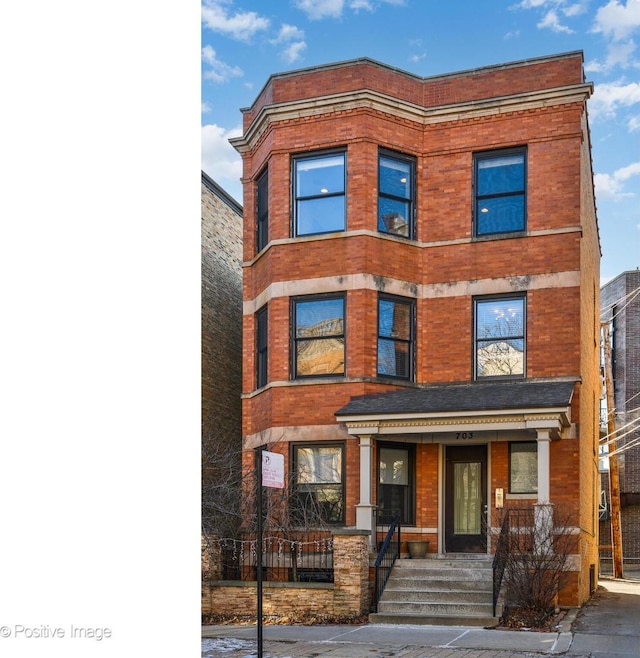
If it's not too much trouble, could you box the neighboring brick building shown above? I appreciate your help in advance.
[201,172,243,540]
[601,270,640,571]
[231,51,601,610]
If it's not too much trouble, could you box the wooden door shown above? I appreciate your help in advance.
[445,445,487,553]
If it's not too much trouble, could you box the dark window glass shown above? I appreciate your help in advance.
[256,168,268,252]
[475,296,525,379]
[378,445,415,525]
[509,442,538,493]
[378,152,414,238]
[256,306,268,389]
[475,150,526,235]
[292,444,344,524]
[294,152,345,236]
[293,296,345,378]
[377,296,414,380]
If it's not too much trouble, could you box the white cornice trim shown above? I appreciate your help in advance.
[230,83,593,153]
[243,270,581,314]
[340,407,571,438]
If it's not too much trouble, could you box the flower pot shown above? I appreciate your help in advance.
[407,540,429,559]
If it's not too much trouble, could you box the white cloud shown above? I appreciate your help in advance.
[515,0,548,8]
[201,124,243,202]
[563,2,588,17]
[294,0,345,20]
[350,0,374,10]
[586,39,637,72]
[294,0,404,19]
[269,23,307,64]
[271,24,306,43]
[537,9,574,32]
[282,41,307,63]
[594,162,640,201]
[514,0,586,11]
[202,102,211,113]
[592,0,640,42]
[202,0,270,41]
[202,45,243,83]
[513,0,588,31]
[589,80,640,119]
[604,40,638,69]
[584,59,606,73]
[589,1,640,71]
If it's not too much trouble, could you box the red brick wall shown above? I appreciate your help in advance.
[236,52,598,607]
[243,54,584,129]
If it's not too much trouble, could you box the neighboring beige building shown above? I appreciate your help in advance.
[201,171,243,541]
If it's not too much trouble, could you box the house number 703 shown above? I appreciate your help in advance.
[456,432,474,440]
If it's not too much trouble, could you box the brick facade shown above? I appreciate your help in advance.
[600,270,640,569]
[201,172,243,535]
[233,52,601,609]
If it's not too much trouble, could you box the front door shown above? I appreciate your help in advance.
[445,445,487,553]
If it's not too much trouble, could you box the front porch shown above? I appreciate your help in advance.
[337,378,575,554]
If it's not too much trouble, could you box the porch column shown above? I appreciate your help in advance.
[535,429,553,553]
[355,434,374,536]
[536,429,551,504]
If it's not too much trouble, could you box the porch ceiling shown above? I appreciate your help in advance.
[335,378,576,437]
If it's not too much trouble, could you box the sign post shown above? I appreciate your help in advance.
[256,449,284,658]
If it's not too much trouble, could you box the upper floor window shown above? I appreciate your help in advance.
[256,305,268,389]
[292,443,345,525]
[474,148,526,236]
[378,150,415,238]
[475,295,525,379]
[292,294,345,378]
[377,295,415,380]
[256,167,268,252]
[293,151,345,236]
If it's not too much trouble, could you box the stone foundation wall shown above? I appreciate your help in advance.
[202,530,370,619]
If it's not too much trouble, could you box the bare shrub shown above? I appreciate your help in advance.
[498,504,578,628]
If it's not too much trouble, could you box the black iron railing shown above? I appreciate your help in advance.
[373,511,401,612]
[204,531,334,583]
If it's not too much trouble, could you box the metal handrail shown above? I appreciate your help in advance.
[373,513,401,611]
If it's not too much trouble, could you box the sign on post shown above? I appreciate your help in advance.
[261,450,284,488]
[257,449,284,658]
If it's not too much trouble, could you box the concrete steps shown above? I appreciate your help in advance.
[370,555,499,626]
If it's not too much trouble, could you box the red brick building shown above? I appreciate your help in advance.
[231,51,601,610]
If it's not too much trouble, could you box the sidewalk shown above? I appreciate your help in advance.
[203,623,574,657]
[202,575,640,658]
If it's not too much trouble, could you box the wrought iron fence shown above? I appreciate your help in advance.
[203,531,334,583]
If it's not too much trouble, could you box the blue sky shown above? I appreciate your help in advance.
[202,0,640,283]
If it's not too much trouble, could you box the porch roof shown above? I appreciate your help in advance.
[335,378,577,437]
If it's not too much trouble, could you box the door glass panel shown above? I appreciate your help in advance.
[379,448,409,485]
[454,462,481,534]
[378,446,414,524]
